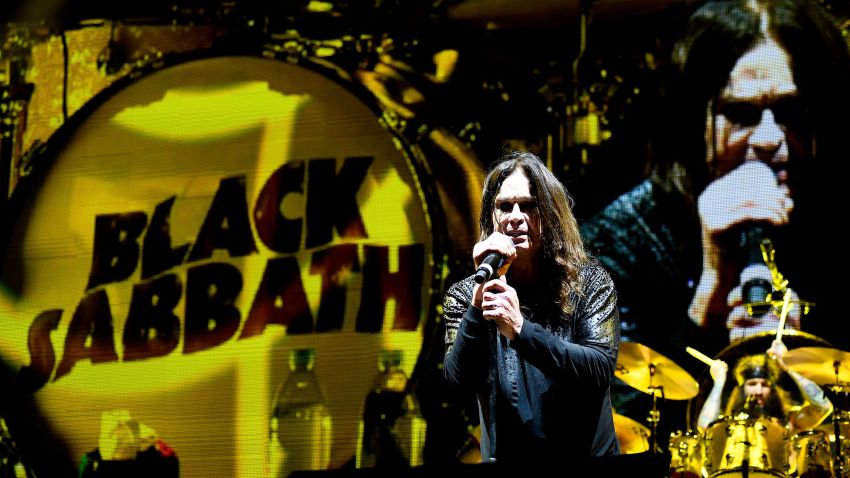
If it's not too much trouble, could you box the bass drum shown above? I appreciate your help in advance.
[0,49,449,478]
[703,416,789,478]
[789,429,834,478]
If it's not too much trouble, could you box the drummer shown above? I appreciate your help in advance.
[696,339,833,434]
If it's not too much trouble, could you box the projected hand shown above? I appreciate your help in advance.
[689,161,794,329]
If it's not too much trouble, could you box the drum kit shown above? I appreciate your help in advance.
[613,334,850,478]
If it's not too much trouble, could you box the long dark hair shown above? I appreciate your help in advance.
[478,150,589,315]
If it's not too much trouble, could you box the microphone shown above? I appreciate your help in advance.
[474,252,505,284]
[737,224,774,317]
[743,393,766,417]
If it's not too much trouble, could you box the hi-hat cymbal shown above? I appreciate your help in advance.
[784,347,850,383]
[613,410,650,454]
[616,342,698,400]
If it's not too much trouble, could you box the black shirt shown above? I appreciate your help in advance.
[443,263,621,462]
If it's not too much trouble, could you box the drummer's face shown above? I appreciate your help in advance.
[743,378,771,402]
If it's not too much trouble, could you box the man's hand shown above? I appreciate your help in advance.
[480,275,523,340]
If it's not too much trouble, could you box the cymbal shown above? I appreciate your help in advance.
[616,342,698,400]
[815,418,850,442]
[715,330,832,364]
[613,410,650,454]
[784,347,850,383]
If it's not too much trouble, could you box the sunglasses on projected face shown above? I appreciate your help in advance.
[715,95,809,129]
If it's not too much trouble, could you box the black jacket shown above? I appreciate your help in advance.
[443,263,620,463]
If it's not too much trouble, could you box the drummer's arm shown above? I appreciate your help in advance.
[769,340,833,430]
[697,360,728,431]
[785,368,833,431]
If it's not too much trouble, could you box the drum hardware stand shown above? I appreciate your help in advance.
[829,362,849,478]
[741,414,754,478]
[646,364,665,454]
[833,409,845,478]
[743,239,814,323]
[551,0,614,176]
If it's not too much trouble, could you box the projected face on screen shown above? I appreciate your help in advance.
[711,38,802,179]
[579,0,849,381]
[703,37,807,342]
[576,0,850,443]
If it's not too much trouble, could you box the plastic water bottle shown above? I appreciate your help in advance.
[269,348,331,478]
[355,349,426,469]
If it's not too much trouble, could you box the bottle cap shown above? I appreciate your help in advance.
[290,348,316,370]
[379,349,403,372]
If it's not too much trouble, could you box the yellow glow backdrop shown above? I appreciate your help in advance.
[0,56,436,477]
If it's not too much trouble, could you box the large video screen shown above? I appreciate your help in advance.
[1,1,848,476]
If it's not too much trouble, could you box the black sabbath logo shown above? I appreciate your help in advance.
[18,156,428,391]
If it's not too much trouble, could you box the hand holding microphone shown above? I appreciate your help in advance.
[473,232,522,340]
[737,223,775,317]
[472,232,516,284]
[474,252,505,284]
[689,161,794,330]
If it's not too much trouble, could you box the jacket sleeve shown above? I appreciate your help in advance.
[442,279,491,392]
[511,264,620,388]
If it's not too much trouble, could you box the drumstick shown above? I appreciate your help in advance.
[686,346,715,367]
[775,287,792,342]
